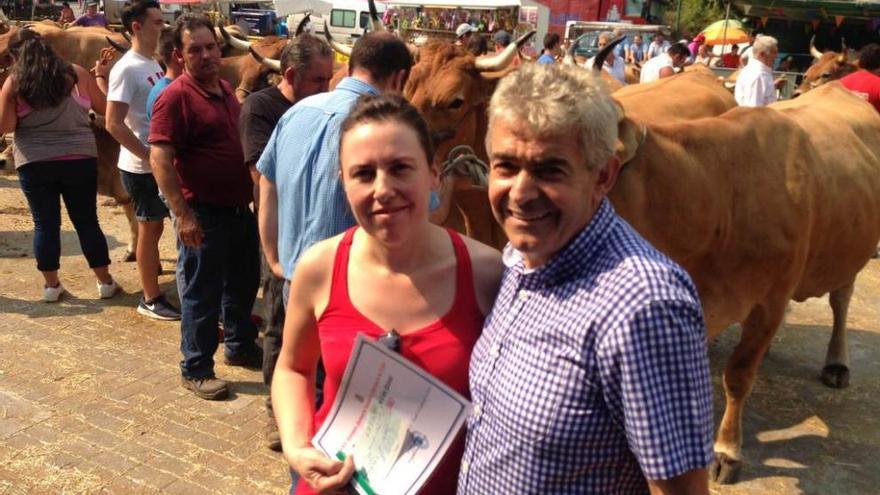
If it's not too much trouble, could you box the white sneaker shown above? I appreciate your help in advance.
[43,283,65,303]
[97,279,120,299]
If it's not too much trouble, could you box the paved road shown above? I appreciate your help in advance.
[0,172,877,494]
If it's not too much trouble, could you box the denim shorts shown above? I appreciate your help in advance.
[120,170,169,222]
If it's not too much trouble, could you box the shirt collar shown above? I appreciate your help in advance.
[503,198,616,287]
[180,71,233,100]
[747,57,772,73]
[336,77,380,97]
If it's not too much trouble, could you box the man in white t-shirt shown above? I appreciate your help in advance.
[645,33,671,61]
[735,35,781,107]
[585,31,627,85]
[103,0,180,320]
[640,42,689,83]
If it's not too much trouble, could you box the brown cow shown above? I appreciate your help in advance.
[795,36,858,95]
[0,24,127,70]
[606,78,880,484]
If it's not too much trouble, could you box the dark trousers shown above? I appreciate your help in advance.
[177,203,260,379]
[17,158,111,272]
[261,254,286,415]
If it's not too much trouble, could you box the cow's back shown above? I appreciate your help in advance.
[613,70,736,122]
[611,107,818,334]
[771,82,880,299]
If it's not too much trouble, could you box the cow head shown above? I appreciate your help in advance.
[218,25,288,100]
[404,30,535,169]
[796,36,857,95]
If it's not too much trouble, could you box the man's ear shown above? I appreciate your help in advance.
[283,67,296,85]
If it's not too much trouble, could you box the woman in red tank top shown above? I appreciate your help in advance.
[271,94,503,494]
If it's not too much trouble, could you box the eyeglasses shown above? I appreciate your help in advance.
[377,329,401,354]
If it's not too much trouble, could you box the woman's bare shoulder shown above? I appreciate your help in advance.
[458,234,504,313]
[292,233,345,287]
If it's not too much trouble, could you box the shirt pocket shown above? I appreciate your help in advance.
[487,338,585,446]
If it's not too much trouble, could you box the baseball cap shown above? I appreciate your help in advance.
[493,30,511,46]
[456,23,477,38]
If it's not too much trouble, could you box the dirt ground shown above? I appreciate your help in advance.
[0,171,878,494]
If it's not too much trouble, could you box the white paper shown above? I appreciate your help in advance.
[313,335,471,495]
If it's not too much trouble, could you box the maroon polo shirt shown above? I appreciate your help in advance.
[148,72,252,207]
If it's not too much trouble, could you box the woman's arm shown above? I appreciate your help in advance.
[272,241,355,493]
[0,75,18,134]
[74,64,106,115]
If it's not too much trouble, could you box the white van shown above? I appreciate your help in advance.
[326,0,386,42]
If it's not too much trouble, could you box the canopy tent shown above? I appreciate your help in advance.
[386,0,548,47]
[700,19,752,45]
[733,0,880,22]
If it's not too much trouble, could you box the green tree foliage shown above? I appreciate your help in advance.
[666,0,728,37]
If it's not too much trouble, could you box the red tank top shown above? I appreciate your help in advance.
[296,227,484,495]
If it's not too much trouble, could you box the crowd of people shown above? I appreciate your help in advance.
[7,1,880,492]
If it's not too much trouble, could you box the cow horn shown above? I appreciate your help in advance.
[323,20,352,57]
[368,0,387,32]
[295,12,311,37]
[106,35,129,54]
[592,35,625,72]
[810,35,822,60]
[122,31,131,42]
[219,24,251,51]
[475,30,535,72]
[563,32,590,65]
[249,45,282,72]
[838,38,848,64]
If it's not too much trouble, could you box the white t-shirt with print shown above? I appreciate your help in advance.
[108,50,164,174]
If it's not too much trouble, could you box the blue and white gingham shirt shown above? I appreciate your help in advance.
[257,77,377,279]
[458,199,714,494]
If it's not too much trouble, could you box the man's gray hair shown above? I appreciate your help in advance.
[487,64,618,170]
[280,33,333,76]
[598,31,614,44]
[752,34,778,56]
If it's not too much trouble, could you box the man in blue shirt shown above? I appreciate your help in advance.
[536,32,561,64]
[257,31,413,288]
[146,27,181,121]
[458,63,713,494]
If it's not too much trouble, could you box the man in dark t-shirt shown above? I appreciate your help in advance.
[239,33,334,450]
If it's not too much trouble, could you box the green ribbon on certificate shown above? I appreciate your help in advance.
[336,451,377,495]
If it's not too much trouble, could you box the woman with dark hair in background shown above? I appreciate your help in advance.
[58,2,76,24]
[467,33,489,56]
[0,28,119,302]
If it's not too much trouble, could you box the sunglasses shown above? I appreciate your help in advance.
[377,329,401,354]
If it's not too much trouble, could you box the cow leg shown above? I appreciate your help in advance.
[121,202,138,262]
[822,280,854,388]
[711,302,787,484]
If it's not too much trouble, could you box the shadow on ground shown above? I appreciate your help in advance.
[709,322,880,494]
[0,229,125,260]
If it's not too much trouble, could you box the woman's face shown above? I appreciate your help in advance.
[340,119,438,246]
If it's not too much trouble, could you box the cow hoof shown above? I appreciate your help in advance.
[709,452,742,485]
[821,364,850,389]
[122,250,136,262]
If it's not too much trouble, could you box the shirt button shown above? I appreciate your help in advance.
[518,290,529,301]
[473,403,482,418]
[461,461,469,474]
[489,344,500,357]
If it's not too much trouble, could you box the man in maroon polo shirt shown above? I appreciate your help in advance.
[149,13,262,400]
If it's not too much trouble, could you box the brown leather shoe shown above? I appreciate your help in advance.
[266,417,282,452]
[181,375,229,401]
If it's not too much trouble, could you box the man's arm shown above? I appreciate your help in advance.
[648,468,709,495]
[106,101,149,161]
[659,66,676,79]
[151,143,204,247]
[259,174,285,279]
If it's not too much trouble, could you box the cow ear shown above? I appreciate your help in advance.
[614,100,642,165]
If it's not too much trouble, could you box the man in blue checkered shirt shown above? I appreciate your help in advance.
[458,64,714,494]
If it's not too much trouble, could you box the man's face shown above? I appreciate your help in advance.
[292,55,334,101]
[180,26,221,82]
[633,35,642,45]
[135,8,164,44]
[654,34,663,44]
[758,47,777,67]
[87,5,97,15]
[487,117,617,268]
[671,52,688,67]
